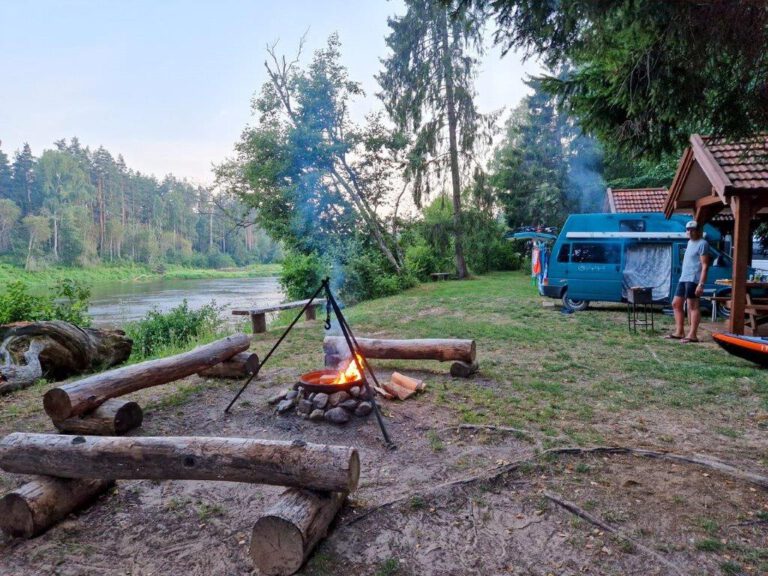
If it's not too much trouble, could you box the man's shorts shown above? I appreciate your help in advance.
[675,281,699,299]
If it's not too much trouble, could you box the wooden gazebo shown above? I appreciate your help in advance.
[663,134,768,334]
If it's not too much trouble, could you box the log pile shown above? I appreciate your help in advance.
[323,336,478,377]
[0,321,133,394]
[0,432,358,574]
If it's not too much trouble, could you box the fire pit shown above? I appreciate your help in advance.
[272,355,374,425]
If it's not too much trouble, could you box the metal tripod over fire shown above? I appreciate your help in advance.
[225,277,395,449]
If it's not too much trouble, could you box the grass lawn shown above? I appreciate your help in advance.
[1,270,766,575]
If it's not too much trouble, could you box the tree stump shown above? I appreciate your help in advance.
[0,321,132,394]
[250,489,347,576]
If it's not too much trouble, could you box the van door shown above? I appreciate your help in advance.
[568,242,623,301]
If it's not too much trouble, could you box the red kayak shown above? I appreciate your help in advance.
[712,332,768,366]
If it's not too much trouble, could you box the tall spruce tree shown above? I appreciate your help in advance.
[378,0,488,279]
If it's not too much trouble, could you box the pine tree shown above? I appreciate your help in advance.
[378,0,489,279]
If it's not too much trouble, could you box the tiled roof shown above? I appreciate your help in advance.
[703,135,768,190]
[606,188,667,213]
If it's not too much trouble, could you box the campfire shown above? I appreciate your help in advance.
[298,354,364,393]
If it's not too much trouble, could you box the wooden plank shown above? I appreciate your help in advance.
[232,300,325,316]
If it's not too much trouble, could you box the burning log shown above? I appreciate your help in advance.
[250,489,347,576]
[197,352,259,379]
[323,337,476,364]
[0,476,113,538]
[0,433,360,493]
[43,333,251,421]
[52,398,143,435]
[0,321,132,394]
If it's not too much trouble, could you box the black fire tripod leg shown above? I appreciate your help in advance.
[224,281,328,414]
[324,282,396,450]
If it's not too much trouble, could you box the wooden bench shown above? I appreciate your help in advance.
[232,300,326,333]
[430,272,452,281]
[743,304,768,334]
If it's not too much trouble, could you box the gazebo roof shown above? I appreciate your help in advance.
[606,187,667,213]
[663,134,768,221]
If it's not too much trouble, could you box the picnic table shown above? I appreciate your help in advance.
[232,299,326,333]
[714,280,768,334]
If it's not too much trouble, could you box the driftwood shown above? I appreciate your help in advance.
[0,476,113,538]
[52,398,143,435]
[250,489,347,576]
[323,337,476,363]
[0,321,132,394]
[43,333,250,420]
[0,433,360,493]
[198,352,259,379]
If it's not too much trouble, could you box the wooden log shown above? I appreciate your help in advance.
[0,321,132,394]
[0,433,360,493]
[43,333,251,421]
[391,372,425,392]
[251,313,267,334]
[52,399,143,435]
[323,336,475,363]
[383,379,415,401]
[450,361,479,378]
[250,489,347,576]
[197,352,258,379]
[0,476,113,538]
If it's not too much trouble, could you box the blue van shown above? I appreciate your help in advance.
[538,213,740,314]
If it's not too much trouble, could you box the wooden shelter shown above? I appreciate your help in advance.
[663,134,768,334]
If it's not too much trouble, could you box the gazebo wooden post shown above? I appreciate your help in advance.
[729,195,751,335]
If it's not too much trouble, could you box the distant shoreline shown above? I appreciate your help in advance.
[0,262,282,288]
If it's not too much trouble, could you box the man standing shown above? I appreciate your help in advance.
[666,220,710,343]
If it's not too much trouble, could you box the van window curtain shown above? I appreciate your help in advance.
[622,244,672,301]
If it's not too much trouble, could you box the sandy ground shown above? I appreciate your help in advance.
[0,361,766,576]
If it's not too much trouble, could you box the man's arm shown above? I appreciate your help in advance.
[696,252,711,297]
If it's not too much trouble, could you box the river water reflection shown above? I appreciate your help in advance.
[87,276,284,328]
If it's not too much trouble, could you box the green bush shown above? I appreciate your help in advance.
[279,251,328,300]
[341,248,417,303]
[405,241,441,281]
[125,300,221,359]
[206,249,237,269]
[0,279,91,326]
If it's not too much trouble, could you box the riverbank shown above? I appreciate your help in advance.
[0,262,282,288]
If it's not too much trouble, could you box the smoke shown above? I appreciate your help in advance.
[566,135,606,214]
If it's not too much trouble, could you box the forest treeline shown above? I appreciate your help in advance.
[0,138,280,270]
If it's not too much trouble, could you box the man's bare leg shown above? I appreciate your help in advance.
[671,295,685,337]
[687,297,701,340]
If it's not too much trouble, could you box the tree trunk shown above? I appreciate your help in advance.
[440,9,468,279]
[0,476,113,538]
[0,434,360,493]
[323,336,476,363]
[52,211,58,260]
[197,351,258,379]
[52,398,143,435]
[43,333,250,420]
[250,489,347,576]
[0,321,133,394]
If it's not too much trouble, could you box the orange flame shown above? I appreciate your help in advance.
[335,353,364,384]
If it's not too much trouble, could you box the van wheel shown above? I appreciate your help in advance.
[563,296,589,312]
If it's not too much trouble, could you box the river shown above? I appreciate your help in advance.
[87,276,284,328]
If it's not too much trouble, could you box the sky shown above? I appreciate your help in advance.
[0,0,542,186]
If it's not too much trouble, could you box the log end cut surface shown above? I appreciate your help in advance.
[250,517,305,576]
[347,449,360,492]
[0,493,34,538]
[43,388,74,420]
[113,401,144,434]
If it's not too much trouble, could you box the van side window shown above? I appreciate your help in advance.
[557,243,570,262]
[619,220,646,232]
[571,243,620,264]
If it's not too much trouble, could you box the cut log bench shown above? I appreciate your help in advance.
[232,300,326,334]
[323,336,478,377]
